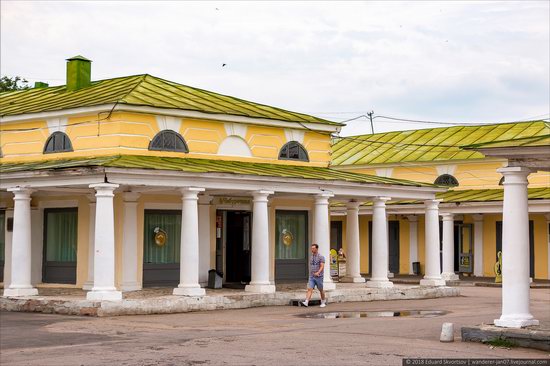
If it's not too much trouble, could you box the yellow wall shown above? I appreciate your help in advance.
[348,162,550,189]
[0,112,332,166]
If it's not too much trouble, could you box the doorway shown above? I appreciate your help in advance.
[43,208,78,284]
[275,210,308,281]
[368,220,400,275]
[216,210,252,285]
[496,220,534,277]
[143,210,181,287]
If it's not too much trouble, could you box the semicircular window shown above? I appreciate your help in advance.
[279,141,309,162]
[43,131,73,154]
[149,130,189,153]
[434,174,459,187]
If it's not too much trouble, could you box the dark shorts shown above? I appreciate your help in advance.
[308,276,324,290]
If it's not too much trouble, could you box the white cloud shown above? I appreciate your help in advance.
[1,1,548,135]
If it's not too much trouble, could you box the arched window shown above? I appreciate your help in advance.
[149,130,188,153]
[498,177,504,186]
[43,131,73,154]
[278,141,309,162]
[434,174,459,187]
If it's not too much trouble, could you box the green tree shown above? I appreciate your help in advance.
[0,76,30,92]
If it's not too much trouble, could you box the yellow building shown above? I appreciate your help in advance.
[330,122,550,280]
[1,56,445,299]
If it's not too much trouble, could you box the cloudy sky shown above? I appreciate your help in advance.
[1,1,548,135]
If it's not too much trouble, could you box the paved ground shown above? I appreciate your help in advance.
[1,287,548,366]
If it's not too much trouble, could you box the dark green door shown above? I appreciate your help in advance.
[143,210,181,287]
[496,221,534,277]
[0,210,5,282]
[275,210,308,281]
[43,208,78,284]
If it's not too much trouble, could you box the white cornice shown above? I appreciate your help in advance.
[0,104,341,133]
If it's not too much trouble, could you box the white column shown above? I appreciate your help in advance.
[83,196,96,290]
[30,207,42,285]
[245,190,276,293]
[494,167,539,328]
[342,201,364,283]
[473,214,484,277]
[174,187,206,296]
[121,192,141,291]
[366,197,393,288]
[87,183,122,301]
[313,193,336,291]
[420,199,446,287]
[4,187,38,297]
[407,215,418,275]
[198,194,213,286]
[441,213,459,281]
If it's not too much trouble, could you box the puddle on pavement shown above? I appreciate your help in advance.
[299,310,448,319]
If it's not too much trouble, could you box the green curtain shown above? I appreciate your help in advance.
[0,211,5,262]
[45,210,78,262]
[144,211,181,264]
[275,211,307,260]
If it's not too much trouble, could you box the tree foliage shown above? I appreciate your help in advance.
[0,76,30,92]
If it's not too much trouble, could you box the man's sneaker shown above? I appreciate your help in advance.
[301,301,309,307]
[320,302,326,308]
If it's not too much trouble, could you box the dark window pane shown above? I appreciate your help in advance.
[278,141,309,162]
[43,132,73,154]
[149,130,188,153]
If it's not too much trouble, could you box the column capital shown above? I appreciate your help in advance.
[473,214,484,222]
[90,183,119,197]
[181,187,205,200]
[497,166,531,184]
[122,192,141,202]
[198,194,213,205]
[314,192,334,202]
[346,200,361,210]
[406,215,418,222]
[441,212,454,220]
[7,187,33,199]
[86,193,96,204]
[424,199,442,209]
[252,190,274,200]
[372,196,391,207]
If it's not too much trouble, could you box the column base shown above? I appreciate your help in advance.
[3,287,38,297]
[82,281,94,291]
[441,272,459,281]
[340,276,366,283]
[494,315,539,328]
[121,282,142,292]
[420,278,446,287]
[86,290,122,301]
[366,279,393,288]
[173,286,206,297]
[322,281,336,291]
[244,283,276,294]
[388,272,394,278]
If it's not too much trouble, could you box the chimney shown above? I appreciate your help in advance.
[34,82,49,89]
[66,55,91,91]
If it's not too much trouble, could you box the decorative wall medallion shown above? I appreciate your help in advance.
[282,229,293,246]
[153,227,167,247]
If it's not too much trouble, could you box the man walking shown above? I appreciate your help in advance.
[301,244,326,308]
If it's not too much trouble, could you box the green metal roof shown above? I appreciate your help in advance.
[0,155,435,187]
[332,187,549,207]
[0,74,339,126]
[331,121,550,166]
[463,133,550,149]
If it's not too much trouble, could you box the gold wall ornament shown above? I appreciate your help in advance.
[281,229,294,246]
[153,227,167,247]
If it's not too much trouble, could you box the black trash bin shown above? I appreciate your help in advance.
[208,269,223,289]
[412,262,420,275]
